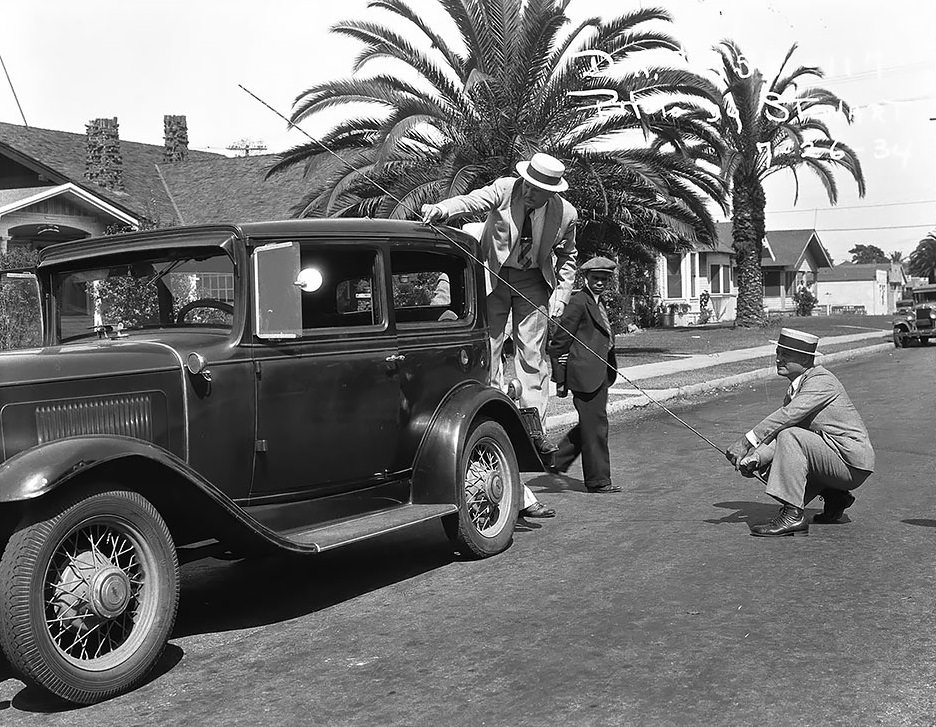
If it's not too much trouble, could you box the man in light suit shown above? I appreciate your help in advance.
[421,152,578,430]
[726,328,875,537]
[547,256,621,493]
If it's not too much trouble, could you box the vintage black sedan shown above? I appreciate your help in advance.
[0,220,541,704]
[892,283,936,347]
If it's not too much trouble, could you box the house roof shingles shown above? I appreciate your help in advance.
[820,262,903,283]
[762,228,833,269]
[157,154,313,225]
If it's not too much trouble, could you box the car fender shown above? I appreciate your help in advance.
[0,435,314,553]
[411,381,542,505]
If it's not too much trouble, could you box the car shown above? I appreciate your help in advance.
[892,283,936,347]
[0,219,543,704]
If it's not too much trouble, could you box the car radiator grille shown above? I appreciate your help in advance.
[35,394,155,444]
[916,309,934,329]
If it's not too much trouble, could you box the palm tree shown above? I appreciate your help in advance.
[712,41,866,326]
[889,250,905,264]
[269,0,728,260]
[909,230,936,283]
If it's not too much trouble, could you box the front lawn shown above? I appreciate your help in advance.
[613,315,891,367]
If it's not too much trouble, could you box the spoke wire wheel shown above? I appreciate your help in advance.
[464,437,512,537]
[445,419,520,558]
[44,516,158,669]
[0,488,179,704]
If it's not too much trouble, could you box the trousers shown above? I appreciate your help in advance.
[756,427,871,508]
[554,383,612,489]
[488,267,551,426]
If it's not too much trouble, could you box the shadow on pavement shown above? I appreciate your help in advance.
[525,472,585,494]
[704,500,819,527]
[902,518,936,528]
[172,521,455,639]
[5,645,184,714]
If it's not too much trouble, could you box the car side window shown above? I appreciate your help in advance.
[298,245,382,331]
[390,249,469,327]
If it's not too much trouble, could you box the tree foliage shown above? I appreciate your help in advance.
[712,41,866,326]
[270,0,729,261]
[0,248,42,350]
[909,230,936,283]
[848,244,888,264]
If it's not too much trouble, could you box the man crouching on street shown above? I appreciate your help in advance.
[725,328,875,537]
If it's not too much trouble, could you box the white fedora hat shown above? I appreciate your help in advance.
[515,152,568,192]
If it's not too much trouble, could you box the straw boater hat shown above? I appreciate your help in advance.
[516,152,569,192]
[772,328,822,356]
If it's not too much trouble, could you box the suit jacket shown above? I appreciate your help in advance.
[547,288,617,394]
[751,365,875,472]
[435,177,578,304]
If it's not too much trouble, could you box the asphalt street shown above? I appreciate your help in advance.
[1,345,934,726]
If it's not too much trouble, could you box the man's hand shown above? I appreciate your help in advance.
[550,299,566,318]
[420,204,447,225]
[725,438,751,468]
[737,452,761,478]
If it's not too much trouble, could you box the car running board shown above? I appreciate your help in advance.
[282,503,458,552]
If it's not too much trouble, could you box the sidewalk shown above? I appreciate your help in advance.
[545,329,891,429]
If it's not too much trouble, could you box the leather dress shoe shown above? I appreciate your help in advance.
[586,484,622,493]
[533,436,559,456]
[813,489,855,523]
[751,503,808,537]
[520,502,556,518]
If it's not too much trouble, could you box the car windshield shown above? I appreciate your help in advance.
[52,247,235,342]
[913,290,936,304]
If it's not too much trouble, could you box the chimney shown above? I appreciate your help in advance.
[163,114,189,163]
[85,117,124,191]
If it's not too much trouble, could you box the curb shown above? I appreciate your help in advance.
[545,341,894,430]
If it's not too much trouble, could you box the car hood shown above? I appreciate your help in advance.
[0,339,185,386]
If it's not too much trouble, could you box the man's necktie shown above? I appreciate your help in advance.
[787,382,796,400]
[517,212,534,269]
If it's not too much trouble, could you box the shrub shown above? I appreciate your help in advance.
[793,287,818,316]
[0,249,42,350]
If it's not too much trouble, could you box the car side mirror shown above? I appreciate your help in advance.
[252,241,301,340]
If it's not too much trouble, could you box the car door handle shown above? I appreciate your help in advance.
[385,353,406,363]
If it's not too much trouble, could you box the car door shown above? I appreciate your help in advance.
[248,239,402,499]
[387,242,488,470]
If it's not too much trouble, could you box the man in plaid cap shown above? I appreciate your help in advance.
[726,328,875,536]
[547,255,621,494]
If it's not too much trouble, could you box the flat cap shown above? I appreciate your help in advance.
[580,255,617,273]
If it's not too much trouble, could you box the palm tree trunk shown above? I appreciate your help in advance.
[731,172,767,327]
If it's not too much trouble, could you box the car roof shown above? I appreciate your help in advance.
[37,219,480,267]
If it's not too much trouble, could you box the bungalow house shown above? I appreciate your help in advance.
[655,224,833,324]
[760,228,833,313]
[656,221,738,325]
[816,262,907,315]
[0,117,311,253]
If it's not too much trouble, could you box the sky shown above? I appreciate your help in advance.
[2,0,934,263]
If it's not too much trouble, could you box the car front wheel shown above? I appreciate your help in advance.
[0,488,179,704]
[893,328,907,348]
[444,419,521,558]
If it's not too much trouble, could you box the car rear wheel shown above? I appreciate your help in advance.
[0,488,179,704]
[444,419,520,558]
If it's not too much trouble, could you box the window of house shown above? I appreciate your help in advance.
[665,254,683,298]
[710,264,721,294]
[722,266,730,294]
[298,246,382,331]
[390,249,469,326]
[763,270,783,297]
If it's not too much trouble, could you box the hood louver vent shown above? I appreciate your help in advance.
[35,394,155,444]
